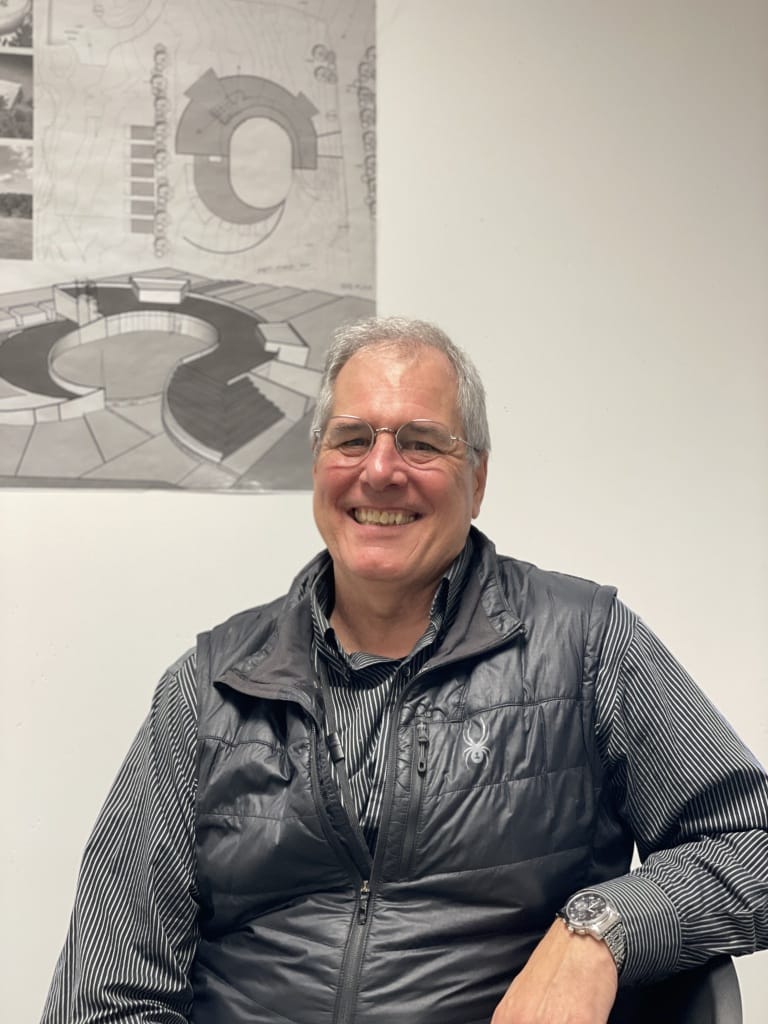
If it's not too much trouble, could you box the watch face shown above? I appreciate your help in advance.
[567,891,608,925]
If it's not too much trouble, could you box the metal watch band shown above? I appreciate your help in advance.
[602,919,626,973]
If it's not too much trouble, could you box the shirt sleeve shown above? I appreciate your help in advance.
[40,650,200,1024]
[590,599,768,985]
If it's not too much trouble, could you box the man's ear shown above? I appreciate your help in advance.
[471,453,488,519]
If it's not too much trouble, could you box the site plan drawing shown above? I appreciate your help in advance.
[0,0,375,490]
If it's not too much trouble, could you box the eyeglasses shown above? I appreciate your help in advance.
[313,415,480,467]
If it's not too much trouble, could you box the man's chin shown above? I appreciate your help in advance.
[347,559,412,583]
[333,548,421,587]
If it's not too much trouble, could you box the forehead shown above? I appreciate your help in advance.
[332,343,459,421]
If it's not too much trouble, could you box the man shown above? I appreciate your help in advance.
[42,316,768,1024]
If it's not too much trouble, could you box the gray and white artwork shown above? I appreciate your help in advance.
[0,0,375,490]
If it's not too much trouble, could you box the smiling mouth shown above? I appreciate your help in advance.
[353,508,417,526]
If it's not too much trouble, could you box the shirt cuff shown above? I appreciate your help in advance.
[586,873,682,985]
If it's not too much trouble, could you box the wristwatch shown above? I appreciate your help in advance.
[557,890,626,972]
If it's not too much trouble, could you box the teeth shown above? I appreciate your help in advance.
[354,509,416,526]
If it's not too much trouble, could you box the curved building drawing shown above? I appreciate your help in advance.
[177,70,319,230]
[0,269,374,490]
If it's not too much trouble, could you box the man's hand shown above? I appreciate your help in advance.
[490,918,618,1024]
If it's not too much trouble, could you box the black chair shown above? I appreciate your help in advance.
[609,956,742,1023]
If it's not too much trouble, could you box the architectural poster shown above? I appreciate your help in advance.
[0,0,375,491]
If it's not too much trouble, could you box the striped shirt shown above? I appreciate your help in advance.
[310,538,472,848]
[40,554,768,1021]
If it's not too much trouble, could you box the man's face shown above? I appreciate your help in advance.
[312,344,487,598]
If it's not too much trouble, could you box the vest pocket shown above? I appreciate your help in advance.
[400,709,431,875]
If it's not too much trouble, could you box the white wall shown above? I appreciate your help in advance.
[2,1,767,1019]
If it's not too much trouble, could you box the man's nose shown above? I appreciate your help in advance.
[361,430,407,486]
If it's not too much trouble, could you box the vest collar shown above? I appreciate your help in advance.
[214,528,526,712]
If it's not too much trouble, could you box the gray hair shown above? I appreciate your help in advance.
[310,316,491,461]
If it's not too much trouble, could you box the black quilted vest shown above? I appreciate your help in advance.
[191,529,628,1023]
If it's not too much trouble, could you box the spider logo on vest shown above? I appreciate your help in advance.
[462,719,490,766]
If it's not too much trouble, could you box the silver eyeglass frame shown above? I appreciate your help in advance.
[312,415,480,466]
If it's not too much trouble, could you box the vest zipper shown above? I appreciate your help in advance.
[335,878,374,1024]
[308,728,371,881]
[308,722,374,1024]
[416,715,430,774]
[333,714,434,1022]
[333,626,526,1023]
[401,707,431,872]
[358,879,370,923]
[337,691,435,1022]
